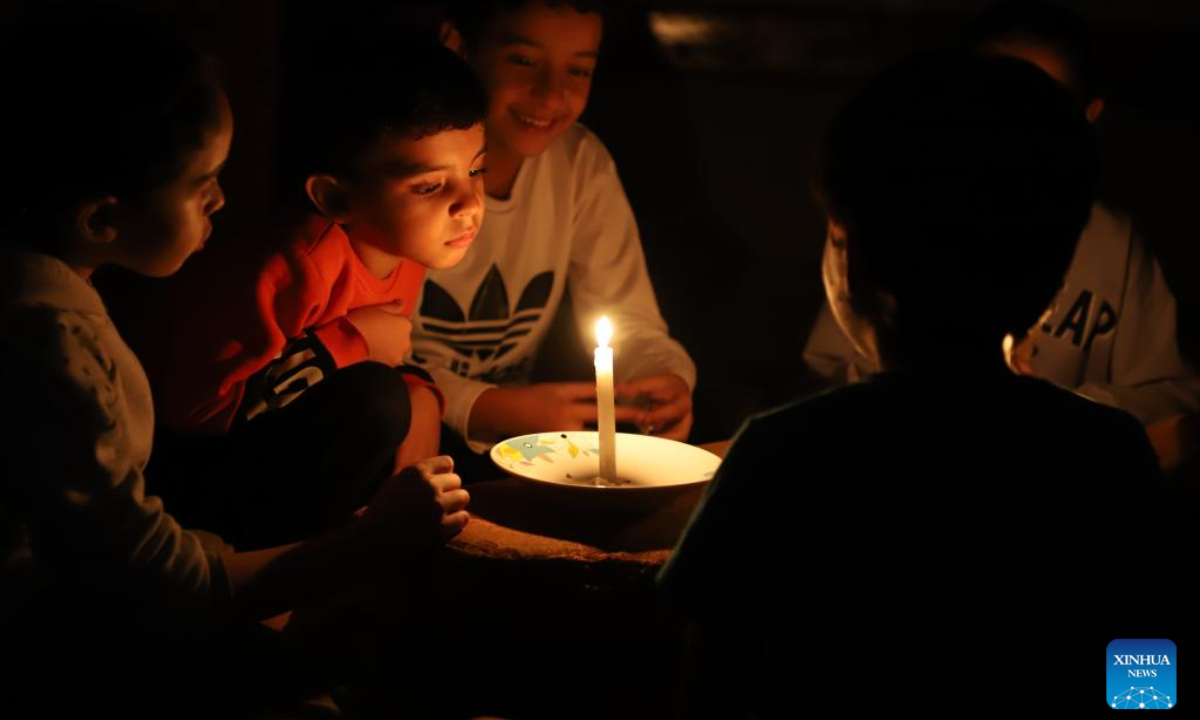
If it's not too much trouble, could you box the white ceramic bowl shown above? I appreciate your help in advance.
[490,431,720,512]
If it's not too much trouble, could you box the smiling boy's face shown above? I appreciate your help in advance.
[341,123,487,270]
[467,2,602,160]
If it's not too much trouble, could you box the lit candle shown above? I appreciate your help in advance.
[594,316,617,483]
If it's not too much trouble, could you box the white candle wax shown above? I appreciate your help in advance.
[594,316,617,482]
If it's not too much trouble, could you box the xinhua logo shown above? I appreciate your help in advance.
[1108,639,1176,709]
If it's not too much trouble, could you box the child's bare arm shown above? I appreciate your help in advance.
[222,455,468,622]
[346,302,412,367]
[238,302,419,423]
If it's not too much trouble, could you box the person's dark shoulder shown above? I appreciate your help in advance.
[1016,376,1145,441]
[739,377,911,455]
[1031,377,1132,424]
[1006,376,1162,485]
[717,381,891,493]
[745,380,883,438]
[703,390,842,491]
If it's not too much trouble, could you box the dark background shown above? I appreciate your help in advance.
[2,0,1193,709]
[4,0,1197,443]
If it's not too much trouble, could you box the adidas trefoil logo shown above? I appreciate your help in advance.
[418,265,554,374]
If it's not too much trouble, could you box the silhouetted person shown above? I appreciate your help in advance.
[805,0,1200,425]
[660,51,1167,718]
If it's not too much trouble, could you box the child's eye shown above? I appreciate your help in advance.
[469,167,488,178]
[507,54,535,67]
[414,182,443,196]
[569,66,593,79]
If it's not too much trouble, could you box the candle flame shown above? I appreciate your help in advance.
[595,316,613,348]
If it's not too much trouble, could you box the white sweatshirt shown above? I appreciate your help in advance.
[1,250,230,635]
[412,124,696,450]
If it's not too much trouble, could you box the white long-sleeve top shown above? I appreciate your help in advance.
[412,124,696,450]
[0,250,231,635]
[803,203,1200,424]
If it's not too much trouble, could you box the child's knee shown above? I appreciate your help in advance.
[393,384,443,470]
[407,383,441,430]
[340,362,414,446]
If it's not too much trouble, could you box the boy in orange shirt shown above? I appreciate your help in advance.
[148,37,487,548]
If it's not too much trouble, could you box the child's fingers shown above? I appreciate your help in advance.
[419,455,455,475]
[615,375,682,401]
[564,403,599,425]
[644,407,693,440]
[376,301,407,315]
[642,396,691,427]
[558,381,598,401]
[565,401,643,424]
[652,421,691,442]
[430,472,463,495]
[613,405,643,424]
[443,510,470,535]
[439,488,470,514]
[613,378,651,396]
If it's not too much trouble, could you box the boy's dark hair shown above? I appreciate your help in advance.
[287,32,487,190]
[963,0,1099,101]
[2,6,222,245]
[447,0,607,48]
[816,52,1098,353]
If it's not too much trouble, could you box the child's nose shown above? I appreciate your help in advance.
[450,184,483,219]
[532,66,567,106]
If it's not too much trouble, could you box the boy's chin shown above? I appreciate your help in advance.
[422,247,470,271]
[502,127,566,158]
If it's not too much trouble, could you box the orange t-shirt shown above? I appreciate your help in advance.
[155,214,439,435]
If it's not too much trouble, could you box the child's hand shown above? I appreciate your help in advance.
[470,382,643,438]
[616,374,694,442]
[1003,328,1038,376]
[347,302,412,367]
[365,455,470,549]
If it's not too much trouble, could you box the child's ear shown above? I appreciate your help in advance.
[1085,97,1104,124]
[76,196,120,246]
[305,174,352,222]
[440,20,466,58]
